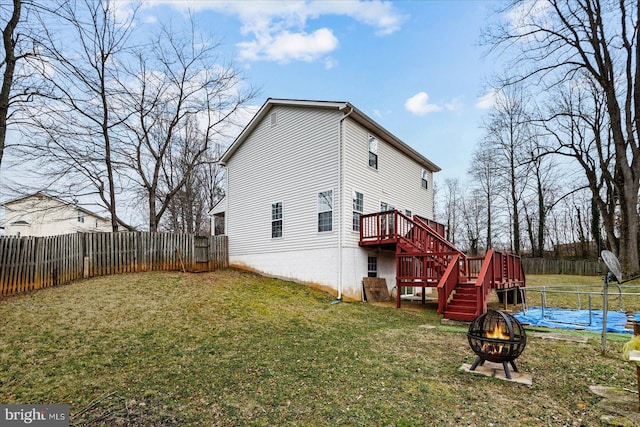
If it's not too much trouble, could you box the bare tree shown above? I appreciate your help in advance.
[0,0,21,170]
[487,0,640,274]
[0,0,48,174]
[120,21,255,232]
[468,144,502,251]
[540,77,618,258]
[23,0,137,231]
[440,178,463,244]
[460,188,485,256]
[480,85,532,255]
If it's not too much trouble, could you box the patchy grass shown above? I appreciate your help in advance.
[524,274,640,311]
[0,270,638,426]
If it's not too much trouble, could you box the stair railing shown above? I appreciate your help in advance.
[473,249,496,316]
[437,253,461,314]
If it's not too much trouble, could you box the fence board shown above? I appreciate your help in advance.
[0,232,228,298]
[522,258,605,276]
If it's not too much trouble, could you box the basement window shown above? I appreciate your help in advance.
[368,135,378,170]
[272,202,283,238]
[318,190,333,232]
[367,256,377,277]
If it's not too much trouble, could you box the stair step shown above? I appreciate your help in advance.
[447,301,476,311]
[444,310,478,321]
[452,294,476,302]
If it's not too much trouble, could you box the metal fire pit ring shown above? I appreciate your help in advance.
[467,310,527,379]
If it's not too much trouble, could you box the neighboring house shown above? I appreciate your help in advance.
[218,98,441,301]
[2,192,111,237]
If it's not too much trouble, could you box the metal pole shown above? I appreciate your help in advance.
[602,274,609,355]
[635,321,640,411]
[577,286,581,310]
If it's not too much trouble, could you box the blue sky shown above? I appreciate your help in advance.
[137,0,503,183]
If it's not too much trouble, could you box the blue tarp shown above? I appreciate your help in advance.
[513,307,633,334]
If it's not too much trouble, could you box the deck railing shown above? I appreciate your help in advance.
[360,211,462,254]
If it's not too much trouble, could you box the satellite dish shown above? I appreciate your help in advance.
[601,250,622,283]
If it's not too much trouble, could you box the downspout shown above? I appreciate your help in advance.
[337,105,354,300]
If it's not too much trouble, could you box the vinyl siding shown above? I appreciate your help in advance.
[341,117,434,248]
[226,105,341,257]
[4,196,111,236]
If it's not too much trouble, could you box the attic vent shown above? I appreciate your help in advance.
[270,111,277,127]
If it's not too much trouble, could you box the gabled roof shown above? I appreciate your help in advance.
[3,192,110,221]
[220,98,441,172]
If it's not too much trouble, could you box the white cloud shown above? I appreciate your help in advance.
[405,92,443,115]
[238,28,338,63]
[444,98,463,112]
[476,89,499,110]
[506,0,550,38]
[324,57,338,70]
[141,0,405,65]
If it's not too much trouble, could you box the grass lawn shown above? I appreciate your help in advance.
[1,270,639,426]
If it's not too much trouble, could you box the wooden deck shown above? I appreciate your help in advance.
[359,210,525,321]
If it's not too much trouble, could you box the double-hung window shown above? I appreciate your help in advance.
[352,191,363,232]
[318,190,333,232]
[421,169,429,189]
[368,135,378,169]
[271,202,283,238]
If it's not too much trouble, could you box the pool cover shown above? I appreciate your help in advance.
[513,307,634,334]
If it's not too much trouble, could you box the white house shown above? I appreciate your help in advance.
[218,98,440,301]
[2,192,111,237]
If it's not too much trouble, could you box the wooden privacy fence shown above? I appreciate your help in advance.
[0,232,228,297]
[522,258,605,276]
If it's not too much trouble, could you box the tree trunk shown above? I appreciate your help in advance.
[0,0,20,170]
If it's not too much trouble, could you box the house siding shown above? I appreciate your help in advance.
[339,117,434,297]
[223,100,438,300]
[341,116,434,248]
[226,105,341,262]
[3,195,111,237]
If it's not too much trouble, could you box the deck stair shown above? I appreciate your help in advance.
[360,210,525,321]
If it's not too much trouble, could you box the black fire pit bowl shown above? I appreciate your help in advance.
[467,310,527,379]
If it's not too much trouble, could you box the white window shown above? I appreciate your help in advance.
[380,201,394,212]
[352,191,363,232]
[272,202,283,238]
[367,256,377,277]
[318,190,333,232]
[77,211,85,223]
[368,135,378,169]
[421,169,429,189]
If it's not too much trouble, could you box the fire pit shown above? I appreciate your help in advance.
[467,310,527,379]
